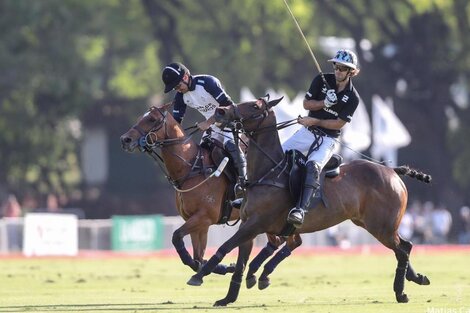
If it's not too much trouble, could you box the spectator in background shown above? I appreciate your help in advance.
[46,193,60,212]
[1,194,22,218]
[399,210,414,241]
[429,204,452,244]
[458,206,470,244]
[35,193,85,219]
[21,193,38,214]
[420,201,435,244]
[409,199,426,244]
[1,194,22,251]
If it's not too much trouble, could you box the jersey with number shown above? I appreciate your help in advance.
[306,73,360,138]
[172,75,233,123]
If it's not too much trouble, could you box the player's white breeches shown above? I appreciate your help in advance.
[282,126,339,170]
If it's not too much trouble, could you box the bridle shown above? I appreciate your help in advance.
[133,106,191,149]
[132,106,168,147]
[130,106,216,193]
[224,98,290,185]
[233,98,270,123]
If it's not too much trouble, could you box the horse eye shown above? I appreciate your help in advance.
[148,116,156,123]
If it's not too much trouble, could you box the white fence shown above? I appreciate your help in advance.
[0,216,380,254]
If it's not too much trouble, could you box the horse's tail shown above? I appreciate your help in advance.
[394,165,432,184]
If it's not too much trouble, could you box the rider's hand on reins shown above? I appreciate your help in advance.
[297,116,319,127]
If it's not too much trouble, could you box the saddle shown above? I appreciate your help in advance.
[276,150,343,237]
[286,149,343,203]
[201,137,240,225]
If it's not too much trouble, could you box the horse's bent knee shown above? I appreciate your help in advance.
[172,230,184,249]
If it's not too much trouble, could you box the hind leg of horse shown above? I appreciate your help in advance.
[373,230,410,303]
[392,236,432,303]
[246,234,284,289]
[258,233,302,290]
[214,239,254,307]
[392,236,411,303]
[365,223,411,303]
[399,237,431,285]
[187,219,261,287]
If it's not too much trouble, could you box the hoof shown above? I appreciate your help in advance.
[227,263,236,273]
[246,275,257,289]
[420,275,430,285]
[187,274,203,286]
[396,293,409,303]
[214,298,230,307]
[258,277,270,290]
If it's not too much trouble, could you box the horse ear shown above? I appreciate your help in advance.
[267,96,284,108]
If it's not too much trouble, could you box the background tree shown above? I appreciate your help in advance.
[1,0,469,224]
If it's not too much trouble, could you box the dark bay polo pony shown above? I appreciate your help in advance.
[187,96,432,306]
[120,105,240,275]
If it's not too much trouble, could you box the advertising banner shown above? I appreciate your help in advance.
[111,215,164,251]
[23,213,78,257]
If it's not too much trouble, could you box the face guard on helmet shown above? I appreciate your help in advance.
[162,62,188,93]
[327,49,358,70]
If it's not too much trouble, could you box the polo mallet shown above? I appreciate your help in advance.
[282,0,331,89]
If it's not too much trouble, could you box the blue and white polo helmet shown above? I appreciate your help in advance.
[328,49,358,70]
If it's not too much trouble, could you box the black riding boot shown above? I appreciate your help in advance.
[224,141,247,196]
[287,161,320,228]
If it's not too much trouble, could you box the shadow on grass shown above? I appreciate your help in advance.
[0,299,391,312]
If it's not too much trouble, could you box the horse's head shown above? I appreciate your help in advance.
[120,106,168,153]
[215,96,284,131]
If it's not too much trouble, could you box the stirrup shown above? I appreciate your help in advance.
[231,198,243,209]
[287,208,304,228]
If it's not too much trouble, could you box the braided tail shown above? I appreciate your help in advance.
[394,165,432,184]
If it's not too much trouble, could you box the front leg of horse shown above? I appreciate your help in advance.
[193,231,235,275]
[172,229,200,272]
[214,240,254,307]
[187,221,258,287]
[187,247,229,286]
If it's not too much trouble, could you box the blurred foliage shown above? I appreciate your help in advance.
[0,0,469,215]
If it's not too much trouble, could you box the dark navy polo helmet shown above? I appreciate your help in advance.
[328,49,358,70]
[162,62,188,93]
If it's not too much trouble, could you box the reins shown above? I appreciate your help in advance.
[230,107,292,187]
[238,97,386,165]
[136,107,219,193]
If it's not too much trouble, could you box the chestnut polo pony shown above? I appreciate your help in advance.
[120,104,240,275]
[187,96,432,306]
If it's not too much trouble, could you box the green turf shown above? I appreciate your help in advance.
[0,251,469,313]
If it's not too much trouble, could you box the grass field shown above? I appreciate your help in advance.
[0,248,469,313]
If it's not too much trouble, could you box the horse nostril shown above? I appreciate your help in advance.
[121,136,131,144]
